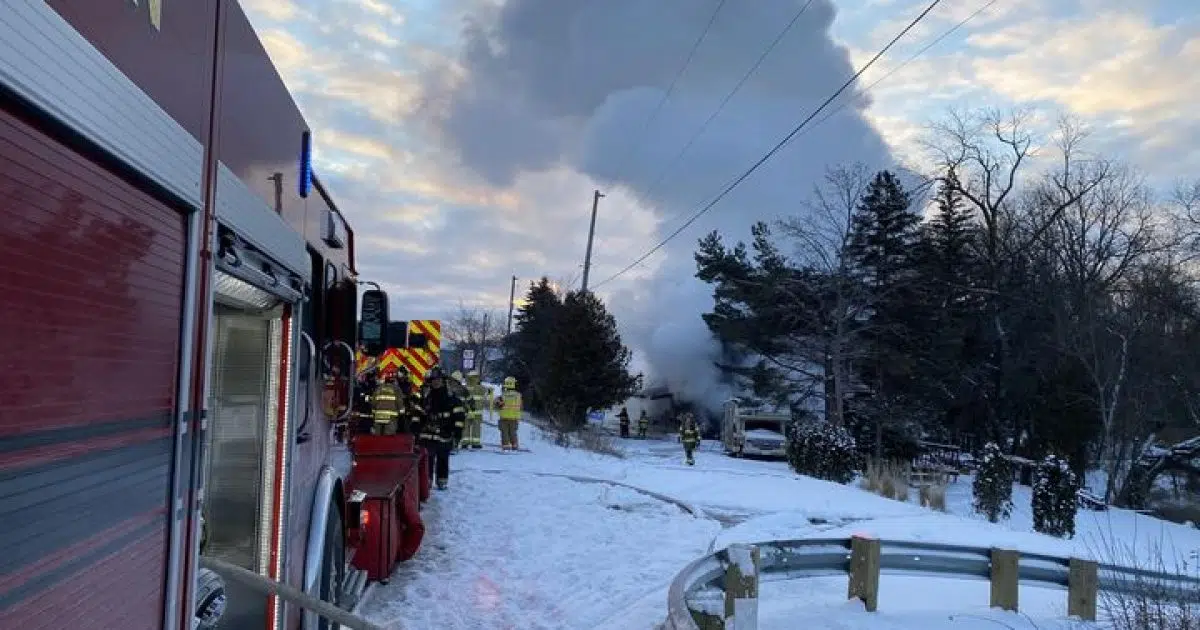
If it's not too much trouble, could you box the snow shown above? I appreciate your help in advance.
[743,429,784,440]
[359,469,718,629]
[757,577,1079,629]
[352,416,1200,629]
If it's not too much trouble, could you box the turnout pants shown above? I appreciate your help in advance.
[421,438,451,488]
[683,441,698,465]
[463,412,483,448]
[500,419,520,449]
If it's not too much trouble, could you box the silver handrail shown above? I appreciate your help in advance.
[296,332,317,442]
[324,340,356,422]
[200,557,385,630]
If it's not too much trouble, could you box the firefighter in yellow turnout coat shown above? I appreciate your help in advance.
[495,376,522,450]
[370,370,404,435]
[461,370,490,449]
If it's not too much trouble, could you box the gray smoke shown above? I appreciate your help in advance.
[421,0,894,411]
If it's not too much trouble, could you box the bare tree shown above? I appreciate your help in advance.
[444,302,506,380]
[923,109,1110,443]
[775,163,877,426]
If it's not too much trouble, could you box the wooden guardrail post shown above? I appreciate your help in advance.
[848,535,881,612]
[724,544,760,629]
[990,548,1019,612]
[1067,558,1098,621]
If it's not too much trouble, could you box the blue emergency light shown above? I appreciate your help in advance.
[298,130,313,198]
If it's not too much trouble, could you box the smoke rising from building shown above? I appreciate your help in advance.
[422,0,894,411]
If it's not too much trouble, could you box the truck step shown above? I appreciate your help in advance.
[340,568,369,609]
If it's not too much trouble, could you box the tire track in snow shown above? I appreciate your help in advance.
[457,466,710,521]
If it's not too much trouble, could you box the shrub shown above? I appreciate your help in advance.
[1033,454,1080,538]
[787,420,858,484]
[972,442,1014,523]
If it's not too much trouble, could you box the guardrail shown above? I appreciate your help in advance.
[665,536,1200,630]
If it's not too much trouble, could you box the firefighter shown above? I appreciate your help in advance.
[421,367,464,489]
[617,406,631,438]
[495,375,523,451]
[680,412,700,465]
[371,369,404,435]
[450,370,467,394]
[637,409,649,438]
[347,365,377,439]
[462,370,489,449]
[390,365,420,435]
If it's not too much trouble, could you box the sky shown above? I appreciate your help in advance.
[239,0,1200,401]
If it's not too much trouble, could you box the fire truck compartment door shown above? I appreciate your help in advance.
[202,304,289,629]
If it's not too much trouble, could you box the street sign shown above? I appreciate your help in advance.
[462,349,475,370]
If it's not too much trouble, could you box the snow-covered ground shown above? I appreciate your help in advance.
[354,416,1200,629]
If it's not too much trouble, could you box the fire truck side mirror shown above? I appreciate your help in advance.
[359,289,390,357]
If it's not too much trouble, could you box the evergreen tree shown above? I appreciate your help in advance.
[541,290,641,427]
[504,277,561,413]
[844,170,924,456]
[913,169,988,442]
[973,442,1014,523]
[1032,454,1081,538]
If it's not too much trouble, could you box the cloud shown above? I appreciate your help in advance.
[851,0,1200,180]
[237,0,1197,412]
[417,0,894,409]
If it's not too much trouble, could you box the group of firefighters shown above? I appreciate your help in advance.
[617,407,702,466]
[330,362,525,490]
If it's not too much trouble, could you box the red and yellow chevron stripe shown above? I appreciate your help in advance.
[355,319,441,387]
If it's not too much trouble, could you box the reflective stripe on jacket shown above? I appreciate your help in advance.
[499,391,522,421]
[372,385,402,424]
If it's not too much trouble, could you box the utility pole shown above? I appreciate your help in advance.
[506,275,517,335]
[580,189,604,293]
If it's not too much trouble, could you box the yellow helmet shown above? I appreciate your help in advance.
[503,376,517,390]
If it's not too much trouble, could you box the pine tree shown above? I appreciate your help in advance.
[541,290,641,427]
[504,277,561,413]
[845,170,924,457]
[1032,454,1080,538]
[973,442,1014,523]
[913,168,986,441]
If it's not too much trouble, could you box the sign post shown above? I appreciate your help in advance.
[462,349,475,371]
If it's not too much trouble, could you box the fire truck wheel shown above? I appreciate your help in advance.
[319,504,346,630]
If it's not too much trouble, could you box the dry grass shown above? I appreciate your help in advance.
[919,483,948,512]
[1088,522,1200,629]
[862,460,911,502]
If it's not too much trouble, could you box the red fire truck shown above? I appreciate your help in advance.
[0,2,420,629]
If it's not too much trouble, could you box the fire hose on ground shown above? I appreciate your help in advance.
[199,556,388,630]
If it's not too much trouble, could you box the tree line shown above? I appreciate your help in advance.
[695,108,1200,506]
[503,278,641,427]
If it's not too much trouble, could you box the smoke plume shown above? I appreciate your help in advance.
[421,0,894,411]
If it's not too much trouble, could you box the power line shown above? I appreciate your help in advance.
[623,0,728,169]
[592,0,947,291]
[652,0,996,230]
[638,0,817,204]
[806,0,997,134]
